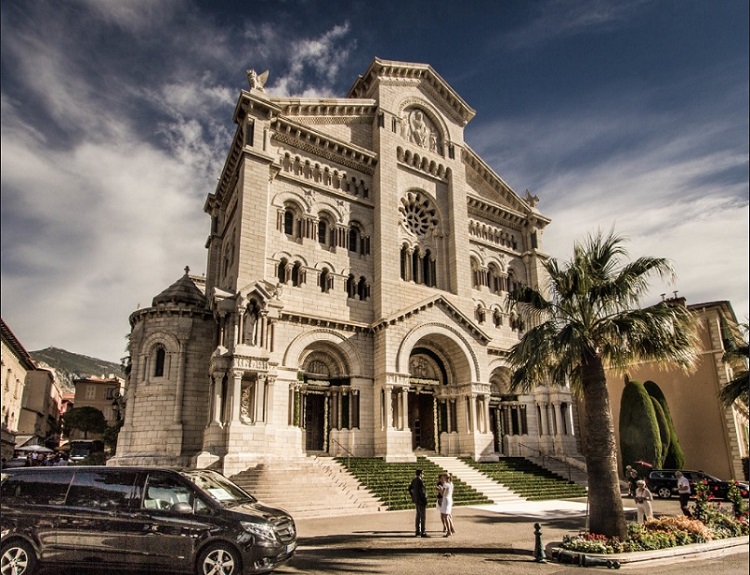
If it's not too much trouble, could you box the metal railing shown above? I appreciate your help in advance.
[519,442,576,483]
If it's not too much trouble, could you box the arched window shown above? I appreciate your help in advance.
[400,245,408,280]
[291,262,303,286]
[283,209,295,236]
[348,227,359,253]
[278,258,289,283]
[470,257,481,289]
[488,264,501,294]
[345,274,356,298]
[154,346,166,378]
[493,309,502,327]
[319,268,330,293]
[475,305,485,323]
[422,249,435,287]
[357,277,368,300]
[411,248,421,283]
[318,220,328,245]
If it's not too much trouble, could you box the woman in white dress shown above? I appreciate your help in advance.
[439,473,456,536]
[634,479,654,523]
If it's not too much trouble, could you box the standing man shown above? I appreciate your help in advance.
[408,469,429,537]
[675,471,692,517]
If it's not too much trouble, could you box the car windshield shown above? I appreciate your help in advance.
[181,470,256,506]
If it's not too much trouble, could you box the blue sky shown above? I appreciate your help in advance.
[1,0,747,362]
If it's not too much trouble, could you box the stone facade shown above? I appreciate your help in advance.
[111,59,582,476]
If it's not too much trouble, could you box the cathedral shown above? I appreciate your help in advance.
[111,59,582,476]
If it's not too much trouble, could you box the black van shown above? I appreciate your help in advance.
[0,466,296,575]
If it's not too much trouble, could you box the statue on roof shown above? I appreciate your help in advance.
[247,69,269,92]
[524,189,540,208]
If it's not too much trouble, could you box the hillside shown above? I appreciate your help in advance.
[30,347,125,393]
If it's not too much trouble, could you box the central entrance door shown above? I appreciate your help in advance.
[408,392,435,451]
[304,394,326,451]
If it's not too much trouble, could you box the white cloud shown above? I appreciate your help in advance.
[269,22,353,97]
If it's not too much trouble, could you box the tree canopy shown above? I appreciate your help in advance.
[62,406,107,439]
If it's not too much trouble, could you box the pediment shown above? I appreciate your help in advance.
[375,295,491,344]
[348,58,476,126]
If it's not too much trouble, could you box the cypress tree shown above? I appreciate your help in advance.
[619,376,662,474]
[650,397,669,467]
[644,380,685,469]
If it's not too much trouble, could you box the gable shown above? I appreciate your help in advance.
[374,295,491,344]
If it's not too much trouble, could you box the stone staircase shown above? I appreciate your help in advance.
[424,455,527,504]
[526,455,589,487]
[230,456,384,518]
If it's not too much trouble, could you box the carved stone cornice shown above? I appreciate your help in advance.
[273,98,377,119]
[271,116,378,175]
[279,311,372,334]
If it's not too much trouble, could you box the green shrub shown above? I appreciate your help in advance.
[644,380,685,469]
[619,377,662,472]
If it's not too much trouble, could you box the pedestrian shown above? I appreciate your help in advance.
[436,474,447,534]
[675,471,692,517]
[440,473,456,537]
[634,479,654,523]
[408,469,429,537]
[626,465,639,497]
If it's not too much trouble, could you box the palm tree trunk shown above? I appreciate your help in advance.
[581,351,627,540]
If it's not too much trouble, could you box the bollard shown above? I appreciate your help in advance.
[533,523,547,563]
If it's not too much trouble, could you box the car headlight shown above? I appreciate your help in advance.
[240,521,277,543]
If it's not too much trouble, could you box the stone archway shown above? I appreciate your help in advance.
[404,333,472,454]
[294,341,358,454]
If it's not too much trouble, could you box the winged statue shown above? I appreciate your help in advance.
[247,69,269,92]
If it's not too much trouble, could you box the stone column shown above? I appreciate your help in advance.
[231,370,243,423]
[400,386,409,430]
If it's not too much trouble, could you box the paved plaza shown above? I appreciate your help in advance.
[280,497,749,575]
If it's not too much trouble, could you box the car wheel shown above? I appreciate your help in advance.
[197,543,241,575]
[657,487,672,499]
[1,540,37,575]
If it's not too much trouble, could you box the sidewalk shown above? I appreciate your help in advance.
[277,497,749,575]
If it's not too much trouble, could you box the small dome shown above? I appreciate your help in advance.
[152,269,206,307]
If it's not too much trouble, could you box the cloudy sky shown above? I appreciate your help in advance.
[1,0,747,363]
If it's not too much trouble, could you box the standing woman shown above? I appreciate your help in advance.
[440,473,456,536]
[634,480,654,523]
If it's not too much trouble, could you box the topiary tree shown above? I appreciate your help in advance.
[644,380,685,469]
[619,376,663,474]
[650,397,671,465]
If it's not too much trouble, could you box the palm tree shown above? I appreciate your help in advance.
[506,231,698,540]
[719,322,748,407]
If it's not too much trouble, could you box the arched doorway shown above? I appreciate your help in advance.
[489,367,515,454]
[295,344,356,454]
[407,347,449,452]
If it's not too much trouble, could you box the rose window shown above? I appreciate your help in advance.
[401,192,438,237]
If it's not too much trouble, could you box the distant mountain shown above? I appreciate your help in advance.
[30,347,125,393]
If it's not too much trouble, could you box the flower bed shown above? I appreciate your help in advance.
[560,482,749,554]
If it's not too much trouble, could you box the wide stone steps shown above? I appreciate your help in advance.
[425,455,527,504]
[230,456,384,518]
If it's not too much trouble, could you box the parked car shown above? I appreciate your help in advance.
[1,457,28,469]
[1,466,296,575]
[646,469,750,500]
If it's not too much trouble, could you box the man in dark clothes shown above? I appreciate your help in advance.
[408,469,429,537]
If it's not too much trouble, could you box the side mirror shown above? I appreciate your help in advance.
[172,502,193,514]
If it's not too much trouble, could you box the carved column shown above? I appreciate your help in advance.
[230,370,243,423]
[255,375,266,423]
[400,387,409,430]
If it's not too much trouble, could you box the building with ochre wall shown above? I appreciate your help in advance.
[599,300,748,482]
[111,59,582,476]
